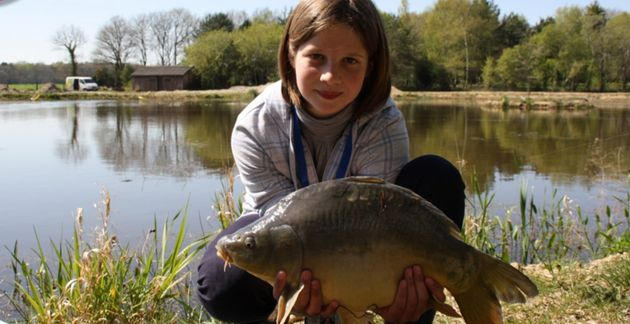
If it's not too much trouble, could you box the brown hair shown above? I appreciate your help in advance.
[278,0,391,118]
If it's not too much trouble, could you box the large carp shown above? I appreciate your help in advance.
[216,177,538,324]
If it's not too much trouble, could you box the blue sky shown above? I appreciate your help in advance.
[1,0,629,64]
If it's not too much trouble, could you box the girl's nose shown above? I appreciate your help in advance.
[320,63,340,84]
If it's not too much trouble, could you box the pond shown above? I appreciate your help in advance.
[0,99,628,267]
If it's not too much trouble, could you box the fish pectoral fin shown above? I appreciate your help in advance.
[453,284,502,324]
[336,306,373,324]
[276,284,305,324]
[429,297,461,318]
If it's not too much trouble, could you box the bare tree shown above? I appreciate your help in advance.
[170,8,197,65]
[147,9,197,66]
[93,16,134,87]
[52,25,86,76]
[251,8,276,24]
[227,10,248,29]
[150,12,174,66]
[130,14,152,66]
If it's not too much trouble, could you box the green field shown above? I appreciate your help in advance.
[7,83,65,91]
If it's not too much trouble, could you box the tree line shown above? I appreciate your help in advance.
[386,0,630,91]
[0,62,105,85]
[2,0,629,92]
[187,0,630,92]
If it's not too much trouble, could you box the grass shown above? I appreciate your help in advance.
[0,84,260,103]
[577,254,630,307]
[431,172,629,323]
[7,84,65,91]
[517,253,630,323]
[2,191,212,323]
[434,253,630,323]
[1,171,628,323]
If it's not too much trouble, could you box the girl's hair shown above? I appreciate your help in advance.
[278,0,391,118]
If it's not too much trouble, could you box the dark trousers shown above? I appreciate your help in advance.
[196,155,465,323]
[395,155,465,324]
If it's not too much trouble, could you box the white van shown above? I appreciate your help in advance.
[65,76,99,91]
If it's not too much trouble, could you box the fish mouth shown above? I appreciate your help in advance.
[216,244,233,271]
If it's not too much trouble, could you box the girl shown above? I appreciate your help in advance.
[197,0,465,323]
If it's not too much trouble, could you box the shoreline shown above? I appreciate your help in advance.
[1,84,629,109]
[391,89,630,109]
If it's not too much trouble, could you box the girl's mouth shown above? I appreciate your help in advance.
[317,90,342,100]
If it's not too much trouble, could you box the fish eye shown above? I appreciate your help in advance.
[245,236,256,249]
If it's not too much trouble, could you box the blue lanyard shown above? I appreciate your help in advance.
[291,106,353,188]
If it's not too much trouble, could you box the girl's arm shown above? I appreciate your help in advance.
[231,112,294,214]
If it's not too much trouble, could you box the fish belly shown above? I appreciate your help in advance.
[303,243,415,317]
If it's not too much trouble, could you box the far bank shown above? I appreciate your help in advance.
[1,84,629,109]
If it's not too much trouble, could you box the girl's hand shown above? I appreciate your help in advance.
[273,270,339,318]
[377,265,445,323]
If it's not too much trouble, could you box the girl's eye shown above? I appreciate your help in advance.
[344,57,359,65]
[309,54,324,61]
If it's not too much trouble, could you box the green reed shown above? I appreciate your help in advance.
[465,174,497,257]
[464,175,630,273]
[213,165,243,230]
[4,192,211,323]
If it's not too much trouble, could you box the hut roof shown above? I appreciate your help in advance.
[131,66,192,77]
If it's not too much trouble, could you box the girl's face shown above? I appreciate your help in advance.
[290,23,369,118]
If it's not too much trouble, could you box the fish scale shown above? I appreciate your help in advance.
[217,177,538,324]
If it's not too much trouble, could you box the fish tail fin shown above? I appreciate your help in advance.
[453,254,538,324]
[482,254,539,303]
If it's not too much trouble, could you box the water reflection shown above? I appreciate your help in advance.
[0,100,627,258]
[55,104,88,163]
[0,100,244,270]
[400,103,629,192]
[86,101,240,177]
[41,101,232,176]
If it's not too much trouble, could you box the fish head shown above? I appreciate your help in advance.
[216,224,303,284]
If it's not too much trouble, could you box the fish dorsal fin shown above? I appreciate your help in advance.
[276,283,305,324]
[344,176,386,184]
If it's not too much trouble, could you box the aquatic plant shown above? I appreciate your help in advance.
[4,191,211,323]
[464,175,630,273]
[213,165,243,230]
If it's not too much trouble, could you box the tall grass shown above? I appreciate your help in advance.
[4,191,211,323]
[213,165,242,230]
[463,175,630,273]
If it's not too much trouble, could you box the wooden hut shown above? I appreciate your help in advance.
[131,66,195,91]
